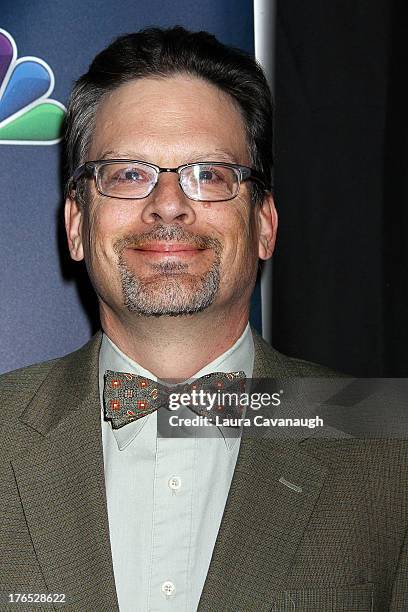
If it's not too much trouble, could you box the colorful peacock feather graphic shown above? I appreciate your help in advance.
[0,28,65,145]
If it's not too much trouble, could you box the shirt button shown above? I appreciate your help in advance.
[161,580,176,598]
[168,476,181,491]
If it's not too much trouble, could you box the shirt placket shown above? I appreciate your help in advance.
[147,434,196,612]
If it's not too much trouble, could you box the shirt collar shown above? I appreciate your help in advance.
[99,323,254,451]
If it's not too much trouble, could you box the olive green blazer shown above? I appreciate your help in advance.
[0,330,407,611]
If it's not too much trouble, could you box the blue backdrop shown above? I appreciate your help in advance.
[0,0,262,373]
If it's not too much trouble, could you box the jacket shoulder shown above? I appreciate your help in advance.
[0,357,60,402]
[0,332,102,418]
[274,349,345,377]
[251,327,347,377]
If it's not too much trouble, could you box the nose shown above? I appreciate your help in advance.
[140,171,197,225]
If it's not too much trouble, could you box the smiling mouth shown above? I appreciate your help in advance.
[130,242,207,254]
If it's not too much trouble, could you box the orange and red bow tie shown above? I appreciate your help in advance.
[103,369,246,429]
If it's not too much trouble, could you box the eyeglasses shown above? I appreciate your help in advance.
[70,159,266,202]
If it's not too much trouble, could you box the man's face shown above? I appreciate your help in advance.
[66,74,276,321]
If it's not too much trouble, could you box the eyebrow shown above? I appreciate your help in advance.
[97,148,239,164]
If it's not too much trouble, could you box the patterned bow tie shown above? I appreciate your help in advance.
[103,369,246,429]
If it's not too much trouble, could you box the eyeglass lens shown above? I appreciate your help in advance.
[96,162,240,201]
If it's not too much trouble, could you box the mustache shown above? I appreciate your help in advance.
[113,225,222,254]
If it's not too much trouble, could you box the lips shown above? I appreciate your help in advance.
[132,242,204,253]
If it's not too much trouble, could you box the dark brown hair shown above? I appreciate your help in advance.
[64,26,273,203]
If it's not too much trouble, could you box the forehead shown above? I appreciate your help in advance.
[88,74,249,164]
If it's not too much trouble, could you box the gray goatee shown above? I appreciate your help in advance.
[113,225,222,317]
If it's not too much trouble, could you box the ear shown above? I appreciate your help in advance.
[257,191,278,260]
[64,196,84,261]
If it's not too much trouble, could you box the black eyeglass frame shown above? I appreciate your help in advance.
[70,159,268,202]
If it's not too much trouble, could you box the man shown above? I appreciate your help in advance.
[0,27,406,612]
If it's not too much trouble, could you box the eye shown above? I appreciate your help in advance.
[103,164,154,188]
[112,166,150,183]
[197,168,223,183]
[124,169,143,182]
[198,170,214,181]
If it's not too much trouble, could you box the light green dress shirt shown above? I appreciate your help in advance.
[99,324,254,611]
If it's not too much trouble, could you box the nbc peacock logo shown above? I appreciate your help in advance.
[0,28,66,145]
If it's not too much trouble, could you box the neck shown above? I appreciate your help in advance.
[99,304,249,379]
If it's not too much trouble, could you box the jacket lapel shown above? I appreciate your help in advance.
[11,332,119,611]
[198,328,330,611]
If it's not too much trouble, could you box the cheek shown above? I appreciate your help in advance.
[84,200,135,263]
[216,203,257,263]
[82,205,106,265]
